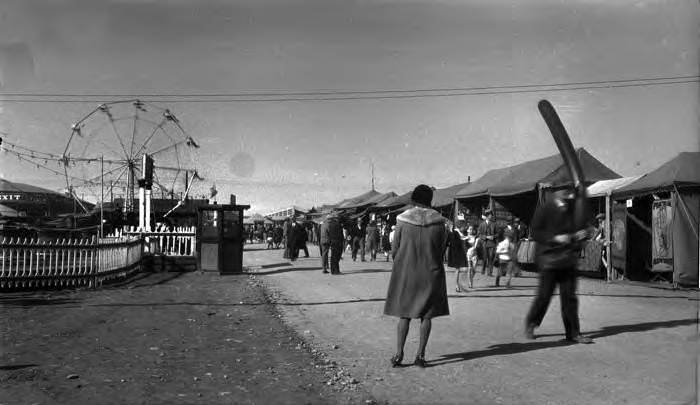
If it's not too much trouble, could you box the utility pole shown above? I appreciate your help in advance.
[370,161,375,191]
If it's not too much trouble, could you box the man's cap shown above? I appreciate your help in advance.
[483,208,493,216]
[596,213,605,220]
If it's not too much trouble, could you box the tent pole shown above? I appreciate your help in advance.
[605,193,611,282]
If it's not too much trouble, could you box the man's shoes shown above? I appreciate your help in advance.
[322,269,329,274]
[566,335,594,344]
[331,272,341,275]
[524,324,536,340]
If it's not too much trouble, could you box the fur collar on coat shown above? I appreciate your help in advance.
[397,206,445,227]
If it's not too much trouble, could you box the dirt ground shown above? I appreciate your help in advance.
[0,268,375,405]
[246,243,700,405]
[2,243,698,405]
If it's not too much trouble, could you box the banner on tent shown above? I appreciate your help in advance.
[611,202,627,271]
[651,199,673,272]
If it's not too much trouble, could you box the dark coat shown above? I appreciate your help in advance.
[531,198,587,270]
[320,216,344,245]
[380,226,392,251]
[384,207,450,319]
[477,220,498,247]
[349,223,365,239]
[447,229,468,268]
[365,222,380,248]
[287,223,304,248]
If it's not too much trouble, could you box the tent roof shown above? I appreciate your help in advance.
[455,166,514,199]
[340,191,396,209]
[587,176,643,198]
[374,191,413,208]
[612,152,700,198]
[432,182,470,207]
[0,179,63,195]
[335,189,382,209]
[457,148,619,199]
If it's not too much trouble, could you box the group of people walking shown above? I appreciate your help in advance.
[447,210,528,291]
[384,184,593,369]
[281,217,311,261]
[346,217,394,262]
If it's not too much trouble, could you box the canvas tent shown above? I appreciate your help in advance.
[335,190,382,210]
[611,152,700,287]
[339,191,397,210]
[456,148,619,222]
[433,182,470,209]
[585,176,644,281]
[371,191,413,211]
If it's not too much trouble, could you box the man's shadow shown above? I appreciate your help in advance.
[429,317,698,367]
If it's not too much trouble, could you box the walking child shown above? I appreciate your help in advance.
[495,230,516,287]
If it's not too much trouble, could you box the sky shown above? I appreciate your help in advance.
[0,0,698,214]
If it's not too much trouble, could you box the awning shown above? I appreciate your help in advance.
[586,176,643,198]
[488,148,620,197]
[457,148,619,199]
[432,182,470,208]
[612,152,700,199]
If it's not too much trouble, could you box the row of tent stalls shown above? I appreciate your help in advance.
[586,152,699,287]
[320,148,621,231]
[297,149,698,288]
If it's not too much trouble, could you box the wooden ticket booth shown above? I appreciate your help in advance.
[196,199,250,274]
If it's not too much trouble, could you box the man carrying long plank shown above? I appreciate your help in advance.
[524,100,593,344]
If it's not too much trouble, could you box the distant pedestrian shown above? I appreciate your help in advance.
[298,223,310,258]
[320,211,344,274]
[495,230,516,287]
[282,218,291,259]
[477,209,498,276]
[512,217,527,277]
[287,218,302,261]
[464,225,478,288]
[384,185,450,368]
[273,225,283,249]
[380,222,392,262]
[524,189,593,344]
[365,220,380,261]
[349,218,366,262]
[446,222,469,293]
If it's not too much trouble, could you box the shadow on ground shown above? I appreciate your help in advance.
[430,317,699,367]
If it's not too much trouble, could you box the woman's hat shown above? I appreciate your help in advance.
[411,184,433,207]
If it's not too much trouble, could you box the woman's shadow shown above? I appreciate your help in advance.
[428,317,698,367]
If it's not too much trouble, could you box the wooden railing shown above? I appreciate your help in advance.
[0,236,144,289]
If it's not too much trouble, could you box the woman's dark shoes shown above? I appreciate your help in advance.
[414,355,427,368]
[390,353,403,368]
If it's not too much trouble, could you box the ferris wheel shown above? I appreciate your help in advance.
[61,100,201,213]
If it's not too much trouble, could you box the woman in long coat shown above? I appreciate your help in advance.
[384,185,449,368]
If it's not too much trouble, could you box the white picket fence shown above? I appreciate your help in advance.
[0,227,198,290]
[111,226,196,257]
[0,236,144,289]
